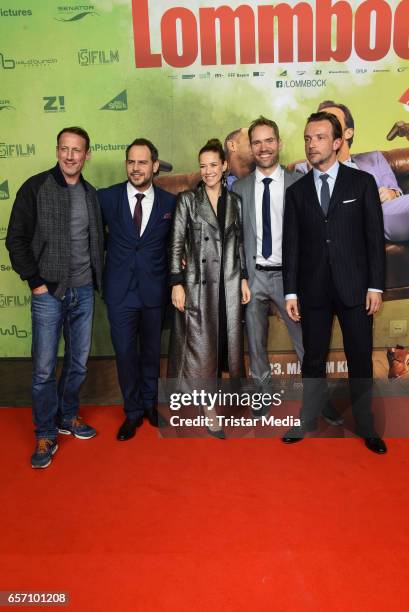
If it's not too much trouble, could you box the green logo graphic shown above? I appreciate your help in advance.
[100,90,127,111]
[0,99,15,110]
[0,52,15,69]
[55,11,98,22]
[0,143,35,158]
[78,49,119,66]
[0,180,9,199]
[43,96,65,112]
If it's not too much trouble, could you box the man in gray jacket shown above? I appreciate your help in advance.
[6,127,104,468]
[232,116,303,394]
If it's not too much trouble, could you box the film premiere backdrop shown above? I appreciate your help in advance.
[1,0,408,377]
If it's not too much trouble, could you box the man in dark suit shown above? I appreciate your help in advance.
[282,112,387,454]
[99,138,176,440]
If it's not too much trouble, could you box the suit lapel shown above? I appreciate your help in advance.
[120,183,139,239]
[327,163,346,217]
[196,183,219,229]
[283,169,293,212]
[247,173,257,238]
[140,186,161,240]
[305,170,325,219]
[224,189,236,231]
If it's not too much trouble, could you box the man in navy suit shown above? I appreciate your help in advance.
[282,112,387,454]
[99,138,176,440]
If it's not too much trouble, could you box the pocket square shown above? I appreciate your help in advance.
[162,212,172,220]
[342,198,357,203]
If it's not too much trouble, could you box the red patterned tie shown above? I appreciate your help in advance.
[133,192,145,232]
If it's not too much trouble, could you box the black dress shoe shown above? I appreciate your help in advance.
[146,408,168,428]
[117,417,143,441]
[365,437,387,454]
[282,424,306,444]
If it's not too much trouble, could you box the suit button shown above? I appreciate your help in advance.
[202,280,206,285]
[202,259,206,263]
[135,246,139,251]
[253,256,256,260]
[324,220,328,223]
[204,237,209,241]
[326,239,331,243]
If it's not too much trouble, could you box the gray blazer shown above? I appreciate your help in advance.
[232,167,299,285]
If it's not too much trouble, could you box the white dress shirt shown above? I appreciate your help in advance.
[313,160,339,202]
[254,165,284,266]
[127,182,154,236]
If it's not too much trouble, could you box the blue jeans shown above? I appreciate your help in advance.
[31,284,94,439]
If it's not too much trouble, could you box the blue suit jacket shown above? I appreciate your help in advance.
[98,182,176,307]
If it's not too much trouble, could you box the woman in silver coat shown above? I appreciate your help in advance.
[167,138,251,387]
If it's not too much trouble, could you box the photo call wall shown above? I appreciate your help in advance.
[1,0,409,377]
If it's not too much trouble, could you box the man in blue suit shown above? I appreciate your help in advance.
[99,138,176,440]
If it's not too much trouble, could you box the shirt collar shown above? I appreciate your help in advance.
[313,160,339,182]
[127,181,154,199]
[255,164,283,183]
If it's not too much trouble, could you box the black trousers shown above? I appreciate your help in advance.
[300,281,375,437]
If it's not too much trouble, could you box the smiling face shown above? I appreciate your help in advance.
[126,145,159,191]
[250,124,281,175]
[56,132,90,184]
[304,120,342,171]
[199,150,227,189]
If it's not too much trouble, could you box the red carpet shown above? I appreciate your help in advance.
[1,405,409,611]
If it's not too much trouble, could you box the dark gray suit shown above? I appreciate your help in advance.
[283,164,385,435]
[233,167,303,382]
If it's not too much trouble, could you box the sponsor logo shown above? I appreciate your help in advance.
[0,51,57,69]
[78,49,119,66]
[43,96,65,113]
[90,143,128,153]
[0,324,31,338]
[55,5,98,22]
[0,180,10,199]
[0,52,15,69]
[0,294,31,308]
[397,67,409,72]
[0,8,32,17]
[276,79,327,88]
[0,264,12,270]
[0,227,8,241]
[100,90,127,111]
[0,143,35,158]
[0,99,14,110]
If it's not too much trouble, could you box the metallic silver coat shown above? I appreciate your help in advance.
[167,184,247,380]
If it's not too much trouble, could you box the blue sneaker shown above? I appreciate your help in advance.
[58,416,97,439]
[31,438,58,469]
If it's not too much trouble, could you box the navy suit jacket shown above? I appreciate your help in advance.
[283,163,385,308]
[98,182,176,307]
